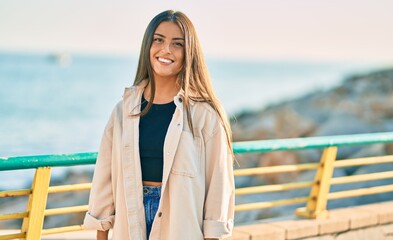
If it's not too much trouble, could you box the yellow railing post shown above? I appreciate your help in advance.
[296,146,337,219]
[20,167,51,240]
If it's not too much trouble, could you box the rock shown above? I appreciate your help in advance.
[0,196,27,228]
[234,153,261,188]
[347,163,393,206]
[256,151,300,184]
[311,113,383,159]
[43,169,93,228]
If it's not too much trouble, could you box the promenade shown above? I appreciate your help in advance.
[1,201,393,239]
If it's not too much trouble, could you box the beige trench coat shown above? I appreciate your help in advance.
[83,80,235,240]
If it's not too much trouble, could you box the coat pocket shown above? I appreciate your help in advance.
[171,131,202,178]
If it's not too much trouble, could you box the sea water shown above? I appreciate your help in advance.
[0,52,382,189]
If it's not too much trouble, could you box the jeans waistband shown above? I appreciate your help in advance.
[143,185,161,197]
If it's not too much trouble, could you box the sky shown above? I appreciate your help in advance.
[1,0,393,63]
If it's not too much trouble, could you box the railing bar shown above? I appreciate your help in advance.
[234,163,318,176]
[334,155,393,168]
[0,212,28,220]
[233,132,393,153]
[328,184,393,200]
[0,183,92,198]
[48,183,91,193]
[234,156,393,177]
[0,189,31,198]
[0,232,25,240]
[236,181,313,195]
[331,171,393,185]
[2,132,392,170]
[41,225,84,235]
[235,197,309,212]
[44,205,89,216]
[0,152,98,171]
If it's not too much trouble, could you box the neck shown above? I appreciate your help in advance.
[144,76,180,104]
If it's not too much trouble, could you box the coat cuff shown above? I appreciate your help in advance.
[83,212,115,231]
[203,219,234,238]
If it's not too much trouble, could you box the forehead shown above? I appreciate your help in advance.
[155,21,184,37]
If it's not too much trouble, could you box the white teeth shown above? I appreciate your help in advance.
[158,57,173,63]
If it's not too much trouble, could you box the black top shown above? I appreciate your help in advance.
[139,94,176,182]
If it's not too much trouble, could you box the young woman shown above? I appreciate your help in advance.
[83,10,235,240]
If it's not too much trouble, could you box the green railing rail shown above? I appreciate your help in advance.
[0,152,97,171]
[2,132,393,170]
[233,131,393,153]
[1,131,393,239]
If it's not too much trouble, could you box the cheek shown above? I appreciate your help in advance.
[150,45,159,59]
[176,51,185,67]
[149,48,155,61]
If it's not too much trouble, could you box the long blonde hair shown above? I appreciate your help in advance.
[133,10,233,154]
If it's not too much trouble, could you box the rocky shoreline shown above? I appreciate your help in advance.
[1,67,393,228]
[232,67,393,223]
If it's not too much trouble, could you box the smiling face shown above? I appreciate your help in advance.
[150,21,185,82]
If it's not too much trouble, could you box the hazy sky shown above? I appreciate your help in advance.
[1,0,393,63]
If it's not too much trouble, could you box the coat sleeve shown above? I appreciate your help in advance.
[83,109,116,231]
[203,122,235,239]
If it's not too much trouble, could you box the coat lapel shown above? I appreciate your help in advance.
[161,95,185,193]
[121,85,145,239]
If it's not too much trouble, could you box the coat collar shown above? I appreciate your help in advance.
[123,80,194,116]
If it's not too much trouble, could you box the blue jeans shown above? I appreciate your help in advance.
[143,186,161,239]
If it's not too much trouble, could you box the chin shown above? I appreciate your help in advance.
[153,69,181,79]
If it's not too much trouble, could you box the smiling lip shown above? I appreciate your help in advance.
[157,57,174,64]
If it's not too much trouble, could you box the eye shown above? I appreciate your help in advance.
[174,42,184,47]
[153,37,163,43]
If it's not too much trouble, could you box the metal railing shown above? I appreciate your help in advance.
[1,132,393,239]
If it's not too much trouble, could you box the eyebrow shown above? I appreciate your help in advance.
[154,33,185,41]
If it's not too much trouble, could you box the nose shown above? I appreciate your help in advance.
[161,42,172,54]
